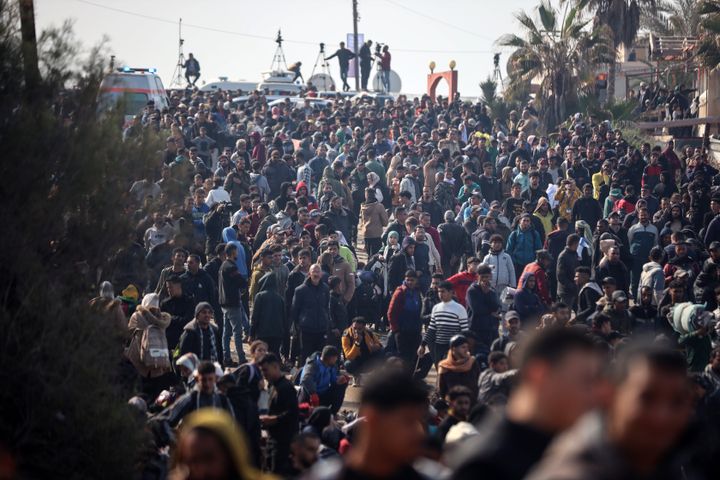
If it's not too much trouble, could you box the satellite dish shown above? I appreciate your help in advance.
[307,73,336,91]
[371,70,402,93]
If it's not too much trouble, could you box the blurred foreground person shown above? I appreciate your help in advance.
[169,408,273,480]
[308,370,429,479]
[451,329,603,480]
[526,345,695,480]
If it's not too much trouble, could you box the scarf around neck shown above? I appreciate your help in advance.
[438,351,475,374]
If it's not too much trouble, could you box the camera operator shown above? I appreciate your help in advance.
[374,44,391,93]
[359,40,373,91]
[183,53,200,87]
[325,41,356,92]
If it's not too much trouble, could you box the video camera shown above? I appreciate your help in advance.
[375,42,384,55]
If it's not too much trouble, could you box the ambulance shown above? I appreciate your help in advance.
[98,67,170,125]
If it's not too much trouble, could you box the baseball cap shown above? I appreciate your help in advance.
[505,310,520,321]
[709,241,720,251]
[602,276,617,286]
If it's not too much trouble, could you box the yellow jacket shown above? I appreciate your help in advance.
[249,264,272,310]
[554,186,581,221]
[341,327,382,361]
[592,171,609,200]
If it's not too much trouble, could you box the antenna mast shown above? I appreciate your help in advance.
[170,18,185,87]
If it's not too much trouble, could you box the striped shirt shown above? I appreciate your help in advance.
[424,300,469,346]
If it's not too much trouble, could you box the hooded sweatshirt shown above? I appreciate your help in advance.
[638,261,665,302]
[250,273,286,339]
[512,272,546,321]
[221,227,248,278]
[533,198,555,237]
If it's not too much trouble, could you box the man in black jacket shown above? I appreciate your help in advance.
[325,41,356,92]
[556,234,580,307]
[575,266,602,324]
[572,183,603,231]
[219,243,248,365]
[178,302,222,364]
[291,264,331,365]
[181,254,217,306]
[161,276,195,350]
[259,353,299,475]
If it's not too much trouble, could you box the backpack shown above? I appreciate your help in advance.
[140,325,171,370]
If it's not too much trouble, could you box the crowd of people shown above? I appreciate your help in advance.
[98,84,720,479]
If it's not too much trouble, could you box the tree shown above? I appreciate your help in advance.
[579,0,658,100]
[479,76,512,122]
[640,0,702,37]
[498,0,612,132]
[696,0,720,68]
[0,3,161,477]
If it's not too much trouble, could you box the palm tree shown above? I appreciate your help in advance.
[696,0,720,68]
[640,0,702,37]
[498,0,611,132]
[579,0,658,100]
[479,76,513,122]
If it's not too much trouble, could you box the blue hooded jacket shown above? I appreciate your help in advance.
[222,227,248,279]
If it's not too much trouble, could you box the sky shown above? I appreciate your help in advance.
[35,0,539,97]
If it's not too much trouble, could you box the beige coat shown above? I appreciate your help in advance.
[125,307,172,378]
[359,201,389,239]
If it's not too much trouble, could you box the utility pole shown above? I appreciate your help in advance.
[353,0,359,91]
[18,0,40,98]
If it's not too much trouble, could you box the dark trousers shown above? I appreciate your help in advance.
[300,331,326,366]
[318,383,348,414]
[269,437,292,475]
[431,342,450,367]
[365,237,383,257]
[476,329,498,353]
[340,67,350,91]
[345,349,384,375]
[395,330,422,370]
[361,62,371,90]
[558,292,577,311]
[185,73,199,86]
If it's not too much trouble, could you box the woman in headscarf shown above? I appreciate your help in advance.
[126,293,173,401]
[574,220,594,267]
[169,409,275,480]
[273,181,294,213]
[366,171,390,209]
[437,335,480,400]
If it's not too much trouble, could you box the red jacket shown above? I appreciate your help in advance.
[519,262,551,305]
[447,271,477,307]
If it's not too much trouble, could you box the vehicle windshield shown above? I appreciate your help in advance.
[98,91,148,117]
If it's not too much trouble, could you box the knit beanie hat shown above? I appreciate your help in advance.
[195,301,213,317]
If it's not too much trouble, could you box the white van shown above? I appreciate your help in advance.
[98,67,170,125]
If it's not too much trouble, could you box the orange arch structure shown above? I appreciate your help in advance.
[427,70,458,101]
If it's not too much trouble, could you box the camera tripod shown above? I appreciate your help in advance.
[308,42,334,90]
[270,29,288,72]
